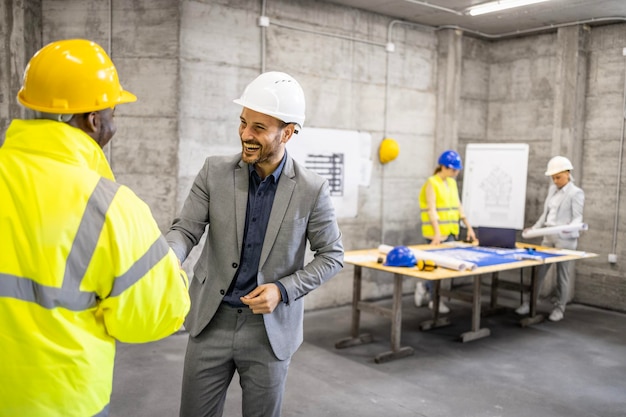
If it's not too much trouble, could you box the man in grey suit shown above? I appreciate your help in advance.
[516,156,585,322]
[166,71,344,417]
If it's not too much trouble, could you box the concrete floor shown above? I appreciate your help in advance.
[110,293,626,417]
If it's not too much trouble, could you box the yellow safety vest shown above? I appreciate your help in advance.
[419,175,461,239]
[0,119,190,417]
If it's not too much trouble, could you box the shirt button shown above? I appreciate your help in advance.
[237,309,243,313]
[232,263,238,268]
[220,289,225,295]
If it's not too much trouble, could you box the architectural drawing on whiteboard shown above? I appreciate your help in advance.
[479,165,513,208]
[462,143,528,229]
[304,153,344,197]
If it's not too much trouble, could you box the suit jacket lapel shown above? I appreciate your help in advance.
[544,185,557,211]
[234,160,249,252]
[260,155,296,268]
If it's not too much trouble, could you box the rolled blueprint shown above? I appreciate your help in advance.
[378,244,477,271]
[378,244,395,254]
[522,223,588,239]
[411,249,477,271]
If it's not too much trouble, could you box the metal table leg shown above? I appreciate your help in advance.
[490,272,499,309]
[335,269,414,362]
[373,273,414,363]
[483,272,508,316]
[419,280,451,331]
[335,266,373,348]
[460,275,491,342]
[520,265,545,327]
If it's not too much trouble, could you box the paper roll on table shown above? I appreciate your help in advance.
[378,244,396,254]
[412,249,477,271]
[378,244,477,271]
[522,223,588,239]
[513,254,544,262]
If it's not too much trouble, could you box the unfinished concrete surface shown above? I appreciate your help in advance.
[110,296,626,417]
[1,0,625,310]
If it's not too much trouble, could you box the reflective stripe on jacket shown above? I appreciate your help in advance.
[0,119,190,417]
[419,175,460,238]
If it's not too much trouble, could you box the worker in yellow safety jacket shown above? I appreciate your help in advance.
[0,39,190,417]
[415,150,476,313]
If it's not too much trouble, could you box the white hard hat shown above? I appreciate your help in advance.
[545,156,574,176]
[233,71,306,131]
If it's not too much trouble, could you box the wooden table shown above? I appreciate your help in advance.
[334,243,595,363]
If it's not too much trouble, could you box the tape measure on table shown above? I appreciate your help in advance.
[417,259,437,271]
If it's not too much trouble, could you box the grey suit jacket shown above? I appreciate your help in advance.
[532,181,585,241]
[166,153,343,360]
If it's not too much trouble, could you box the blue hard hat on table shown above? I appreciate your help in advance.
[438,150,462,170]
[384,246,417,267]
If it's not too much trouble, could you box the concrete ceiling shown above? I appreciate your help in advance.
[324,0,626,38]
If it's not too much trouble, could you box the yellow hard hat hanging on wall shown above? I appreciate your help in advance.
[379,138,399,164]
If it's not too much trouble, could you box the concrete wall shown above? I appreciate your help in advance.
[577,24,626,309]
[177,0,440,309]
[40,0,181,231]
[458,26,626,310]
[1,0,625,312]
[0,0,40,142]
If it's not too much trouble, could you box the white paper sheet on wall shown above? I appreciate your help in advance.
[287,127,371,218]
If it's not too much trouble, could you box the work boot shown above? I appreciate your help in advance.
[515,302,530,315]
[549,308,564,322]
[414,282,428,307]
[428,300,450,314]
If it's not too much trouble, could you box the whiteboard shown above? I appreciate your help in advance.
[461,143,529,229]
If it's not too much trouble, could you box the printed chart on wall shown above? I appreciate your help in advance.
[286,127,372,218]
[461,143,529,229]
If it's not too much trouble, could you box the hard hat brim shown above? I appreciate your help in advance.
[545,169,570,176]
[17,88,137,114]
[233,99,304,130]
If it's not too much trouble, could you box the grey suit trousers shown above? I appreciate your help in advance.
[180,304,291,417]
[537,234,578,311]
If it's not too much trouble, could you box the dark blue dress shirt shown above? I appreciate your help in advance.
[223,154,288,307]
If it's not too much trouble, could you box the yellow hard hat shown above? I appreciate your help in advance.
[17,39,136,114]
[379,138,399,164]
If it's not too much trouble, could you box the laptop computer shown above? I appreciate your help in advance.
[476,226,517,248]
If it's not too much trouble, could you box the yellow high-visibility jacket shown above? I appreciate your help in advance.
[0,119,190,417]
[419,175,461,239]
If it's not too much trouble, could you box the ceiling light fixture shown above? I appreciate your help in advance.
[466,0,551,16]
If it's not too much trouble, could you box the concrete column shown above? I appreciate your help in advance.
[435,28,463,159]
[434,28,463,291]
[551,25,590,176]
[547,24,590,303]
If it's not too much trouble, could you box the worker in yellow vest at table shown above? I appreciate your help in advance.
[415,150,476,313]
[0,39,190,417]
